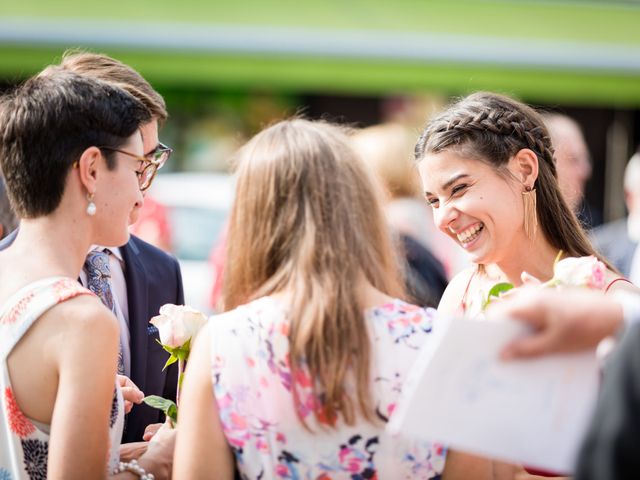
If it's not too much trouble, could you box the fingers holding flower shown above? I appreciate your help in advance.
[118,374,144,414]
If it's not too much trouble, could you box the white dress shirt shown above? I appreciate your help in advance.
[80,246,131,377]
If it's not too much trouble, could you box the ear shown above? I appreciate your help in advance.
[509,148,539,188]
[76,146,103,194]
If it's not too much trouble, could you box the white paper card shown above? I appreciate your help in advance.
[388,316,599,473]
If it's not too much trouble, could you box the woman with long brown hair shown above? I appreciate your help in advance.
[174,119,489,478]
[415,92,635,320]
[415,92,638,478]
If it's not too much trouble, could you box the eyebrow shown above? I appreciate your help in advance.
[424,174,470,197]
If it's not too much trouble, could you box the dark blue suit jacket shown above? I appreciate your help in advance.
[0,231,184,443]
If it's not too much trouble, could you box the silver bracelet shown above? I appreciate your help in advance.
[114,459,155,480]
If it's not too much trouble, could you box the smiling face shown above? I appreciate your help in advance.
[418,150,527,266]
[94,130,145,247]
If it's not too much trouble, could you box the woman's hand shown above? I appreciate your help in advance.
[137,424,177,480]
[143,422,164,442]
[117,374,144,414]
[119,442,148,462]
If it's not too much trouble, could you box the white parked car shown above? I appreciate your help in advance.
[146,172,234,314]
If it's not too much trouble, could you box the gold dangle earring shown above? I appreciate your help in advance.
[522,186,537,240]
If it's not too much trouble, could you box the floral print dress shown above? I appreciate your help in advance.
[0,277,124,479]
[208,296,446,479]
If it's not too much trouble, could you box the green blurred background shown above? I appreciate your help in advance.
[2,0,640,220]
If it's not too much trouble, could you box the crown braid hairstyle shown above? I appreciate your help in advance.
[415,92,608,266]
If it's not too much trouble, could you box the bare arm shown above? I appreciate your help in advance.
[173,326,234,479]
[47,299,120,479]
[438,267,477,316]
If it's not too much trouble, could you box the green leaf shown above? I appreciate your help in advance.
[487,282,514,299]
[166,403,178,424]
[482,282,515,310]
[156,338,192,361]
[162,354,178,371]
[143,395,178,424]
[175,338,192,362]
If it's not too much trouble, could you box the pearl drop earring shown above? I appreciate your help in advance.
[86,192,97,216]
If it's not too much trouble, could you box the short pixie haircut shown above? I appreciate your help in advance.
[0,69,150,218]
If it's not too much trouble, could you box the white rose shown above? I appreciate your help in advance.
[150,304,208,348]
[552,256,606,289]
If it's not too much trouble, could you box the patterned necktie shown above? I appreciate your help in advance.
[84,249,125,375]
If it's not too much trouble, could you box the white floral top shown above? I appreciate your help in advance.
[208,296,446,479]
[0,277,124,479]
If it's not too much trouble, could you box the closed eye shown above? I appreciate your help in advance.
[425,196,439,207]
[450,183,468,197]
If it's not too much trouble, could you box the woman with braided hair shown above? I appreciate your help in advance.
[415,92,633,319]
[415,92,637,477]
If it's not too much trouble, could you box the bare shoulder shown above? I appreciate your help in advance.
[604,268,640,295]
[41,296,119,356]
[48,294,117,331]
[437,267,476,315]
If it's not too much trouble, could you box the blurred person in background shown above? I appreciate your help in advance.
[0,177,17,239]
[592,150,640,282]
[351,123,455,306]
[543,113,601,228]
[0,51,185,445]
[175,119,492,479]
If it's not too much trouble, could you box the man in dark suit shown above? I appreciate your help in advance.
[1,52,185,443]
[592,151,640,279]
[115,236,183,443]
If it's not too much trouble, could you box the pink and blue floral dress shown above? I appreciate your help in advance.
[207,296,446,479]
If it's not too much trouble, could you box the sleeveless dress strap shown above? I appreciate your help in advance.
[460,269,478,314]
[604,277,633,294]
